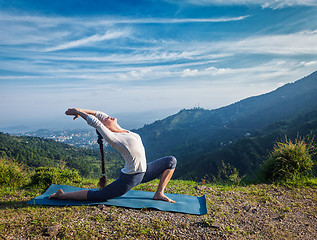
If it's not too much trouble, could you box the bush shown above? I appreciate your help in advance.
[30,167,81,188]
[0,157,27,188]
[212,161,244,184]
[262,136,316,183]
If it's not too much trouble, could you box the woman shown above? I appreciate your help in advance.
[49,108,176,203]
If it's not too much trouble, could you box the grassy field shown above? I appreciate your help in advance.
[1,178,316,239]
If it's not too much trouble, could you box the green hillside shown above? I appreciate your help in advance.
[174,106,317,180]
[135,71,317,179]
[136,71,317,161]
[0,132,123,178]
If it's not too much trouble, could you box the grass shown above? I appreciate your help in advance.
[1,177,316,239]
[262,136,316,183]
[0,154,316,239]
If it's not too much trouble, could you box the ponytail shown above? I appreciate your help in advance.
[96,130,107,189]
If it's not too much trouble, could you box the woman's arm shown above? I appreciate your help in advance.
[80,109,97,116]
[65,108,118,142]
[74,109,109,121]
[65,108,89,120]
[66,108,121,151]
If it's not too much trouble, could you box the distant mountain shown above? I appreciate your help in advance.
[175,106,317,180]
[0,125,33,134]
[135,71,317,177]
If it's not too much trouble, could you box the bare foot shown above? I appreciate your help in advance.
[153,192,175,203]
[49,189,64,199]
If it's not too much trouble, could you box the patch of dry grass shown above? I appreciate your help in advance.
[1,180,316,239]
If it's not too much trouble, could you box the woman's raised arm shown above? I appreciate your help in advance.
[80,109,97,116]
[65,108,90,120]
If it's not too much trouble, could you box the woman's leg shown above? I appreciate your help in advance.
[141,156,177,203]
[153,168,175,203]
[49,189,88,200]
[86,171,145,201]
[49,172,145,202]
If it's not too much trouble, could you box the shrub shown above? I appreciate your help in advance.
[213,160,244,184]
[30,167,81,188]
[262,136,316,183]
[0,157,27,188]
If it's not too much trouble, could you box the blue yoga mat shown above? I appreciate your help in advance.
[27,184,207,215]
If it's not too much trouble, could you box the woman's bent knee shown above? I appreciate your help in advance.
[168,156,177,169]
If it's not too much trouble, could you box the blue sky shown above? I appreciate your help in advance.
[1,0,317,130]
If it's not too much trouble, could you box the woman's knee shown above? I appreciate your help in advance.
[167,156,177,169]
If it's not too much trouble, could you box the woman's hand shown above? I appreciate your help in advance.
[65,108,81,120]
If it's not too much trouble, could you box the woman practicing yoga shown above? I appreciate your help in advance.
[49,108,177,203]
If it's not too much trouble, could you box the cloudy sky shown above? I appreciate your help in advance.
[1,0,317,130]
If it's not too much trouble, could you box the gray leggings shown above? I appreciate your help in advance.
[87,156,177,201]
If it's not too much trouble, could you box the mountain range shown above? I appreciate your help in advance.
[135,71,317,180]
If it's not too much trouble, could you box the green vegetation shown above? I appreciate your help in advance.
[30,167,81,188]
[0,157,26,188]
[212,161,245,184]
[0,156,96,192]
[0,132,124,179]
[262,136,316,183]
[173,107,317,181]
[0,151,316,239]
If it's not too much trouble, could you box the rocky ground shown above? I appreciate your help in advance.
[1,183,316,239]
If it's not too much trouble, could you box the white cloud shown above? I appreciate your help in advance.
[1,11,317,112]
[301,60,317,66]
[105,16,249,23]
[182,68,199,77]
[0,11,249,29]
[205,66,230,75]
[0,12,249,53]
[45,30,129,52]
[2,25,316,85]
[3,11,316,61]
[205,30,317,56]
[168,0,317,9]
[76,15,249,26]
[117,68,153,80]
[0,13,68,27]
[260,0,317,9]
